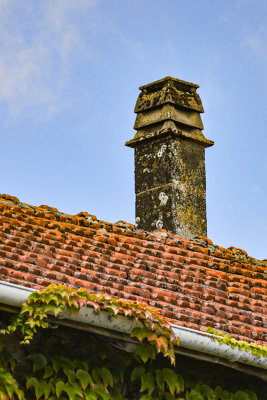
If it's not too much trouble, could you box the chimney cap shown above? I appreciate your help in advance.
[126,76,214,149]
[139,76,199,92]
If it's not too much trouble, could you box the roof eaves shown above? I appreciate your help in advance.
[0,280,266,381]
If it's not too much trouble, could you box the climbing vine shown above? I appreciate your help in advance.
[206,328,267,358]
[0,284,264,400]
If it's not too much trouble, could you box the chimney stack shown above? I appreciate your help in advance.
[125,76,214,238]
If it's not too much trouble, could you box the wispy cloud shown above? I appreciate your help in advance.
[245,25,267,61]
[0,0,97,120]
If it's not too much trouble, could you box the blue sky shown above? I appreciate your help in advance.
[0,0,266,259]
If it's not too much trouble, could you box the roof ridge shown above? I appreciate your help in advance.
[0,193,266,264]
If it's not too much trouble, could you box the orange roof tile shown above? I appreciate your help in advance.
[0,193,266,344]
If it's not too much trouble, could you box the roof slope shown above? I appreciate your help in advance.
[0,194,266,345]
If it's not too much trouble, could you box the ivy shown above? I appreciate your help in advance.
[0,284,263,400]
[1,284,177,365]
[206,328,267,358]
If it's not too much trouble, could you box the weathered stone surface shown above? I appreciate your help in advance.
[134,136,207,237]
[135,76,203,113]
[126,76,214,238]
[134,104,204,130]
[126,76,213,149]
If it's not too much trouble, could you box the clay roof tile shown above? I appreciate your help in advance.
[0,194,266,345]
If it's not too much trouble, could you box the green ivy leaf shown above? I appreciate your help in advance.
[94,384,110,400]
[67,370,76,386]
[110,386,122,400]
[237,342,245,351]
[215,386,230,400]
[28,353,47,372]
[155,369,165,392]
[135,344,156,363]
[246,391,258,400]
[233,392,250,400]
[55,381,66,398]
[139,395,153,400]
[196,384,214,400]
[28,292,40,302]
[52,358,61,373]
[45,304,65,317]
[0,380,13,399]
[164,393,176,400]
[0,389,9,400]
[26,378,51,400]
[76,369,94,390]
[244,343,251,352]
[162,368,180,397]
[59,357,73,375]
[0,368,14,387]
[20,304,33,315]
[111,364,124,384]
[176,374,184,393]
[230,339,237,349]
[140,372,155,396]
[186,389,203,400]
[14,387,25,400]
[206,327,215,334]
[92,368,101,384]
[26,377,39,390]
[131,366,145,382]
[100,367,114,388]
[65,383,83,400]
[131,327,152,342]
[43,365,54,379]
[84,389,98,400]
[36,381,51,400]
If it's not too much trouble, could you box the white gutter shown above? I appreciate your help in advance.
[170,324,267,369]
[0,281,266,375]
[0,281,36,304]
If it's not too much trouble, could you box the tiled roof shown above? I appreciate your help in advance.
[0,193,266,345]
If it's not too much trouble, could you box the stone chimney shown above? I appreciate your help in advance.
[125,76,214,238]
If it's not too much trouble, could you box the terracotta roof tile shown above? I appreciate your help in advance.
[0,193,266,344]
